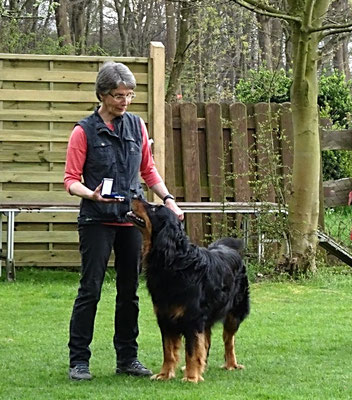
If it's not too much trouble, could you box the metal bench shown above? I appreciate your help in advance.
[0,201,286,281]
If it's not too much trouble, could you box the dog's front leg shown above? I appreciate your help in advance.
[182,332,207,383]
[151,334,181,381]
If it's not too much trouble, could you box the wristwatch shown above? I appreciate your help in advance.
[163,194,175,204]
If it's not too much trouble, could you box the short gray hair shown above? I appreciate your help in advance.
[95,61,136,101]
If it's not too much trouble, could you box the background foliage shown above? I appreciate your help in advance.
[1,0,351,103]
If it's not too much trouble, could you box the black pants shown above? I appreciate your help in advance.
[68,224,142,367]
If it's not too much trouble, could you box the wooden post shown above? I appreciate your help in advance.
[149,42,165,202]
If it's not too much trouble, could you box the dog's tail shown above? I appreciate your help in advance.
[209,237,244,253]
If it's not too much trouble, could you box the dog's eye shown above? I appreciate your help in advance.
[151,207,157,212]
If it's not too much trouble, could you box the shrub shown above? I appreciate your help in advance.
[235,67,352,180]
[319,70,352,180]
[235,67,292,103]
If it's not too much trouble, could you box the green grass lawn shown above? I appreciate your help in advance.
[0,266,351,400]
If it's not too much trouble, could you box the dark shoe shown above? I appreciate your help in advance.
[69,364,92,381]
[116,359,152,377]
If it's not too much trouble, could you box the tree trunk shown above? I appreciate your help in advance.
[256,14,272,70]
[286,0,331,273]
[165,0,177,73]
[84,0,92,51]
[195,29,204,102]
[55,0,72,47]
[332,0,350,79]
[70,0,86,54]
[165,0,194,102]
[271,19,283,70]
[283,24,293,72]
[98,0,103,48]
[114,0,129,56]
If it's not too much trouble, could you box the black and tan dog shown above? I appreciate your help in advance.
[126,198,250,383]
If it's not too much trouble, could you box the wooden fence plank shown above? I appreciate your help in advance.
[321,129,352,151]
[0,149,66,162]
[180,103,203,243]
[205,103,224,238]
[0,89,148,104]
[1,70,148,84]
[11,213,77,223]
[165,102,176,196]
[1,172,65,183]
[0,191,79,204]
[0,53,148,62]
[171,103,184,198]
[205,103,224,200]
[271,102,282,197]
[12,250,116,267]
[0,129,71,142]
[254,103,276,202]
[180,103,201,201]
[280,102,294,199]
[3,231,78,243]
[229,103,250,202]
[13,250,81,266]
[0,109,148,123]
[323,178,352,207]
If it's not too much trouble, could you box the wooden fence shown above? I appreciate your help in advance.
[1,61,351,266]
[0,46,165,267]
[165,102,352,242]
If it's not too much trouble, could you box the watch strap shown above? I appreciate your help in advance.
[163,194,175,203]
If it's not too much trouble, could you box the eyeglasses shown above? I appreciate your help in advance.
[108,92,136,101]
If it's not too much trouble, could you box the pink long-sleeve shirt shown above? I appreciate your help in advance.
[64,118,162,193]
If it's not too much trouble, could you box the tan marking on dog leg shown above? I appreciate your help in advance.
[182,332,207,383]
[151,335,182,381]
[205,328,211,358]
[170,305,186,320]
[222,314,244,370]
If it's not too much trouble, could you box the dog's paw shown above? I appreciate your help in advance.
[222,363,245,370]
[151,371,175,381]
[182,375,204,383]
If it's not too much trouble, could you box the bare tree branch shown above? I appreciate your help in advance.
[230,0,301,23]
[308,20,352,34]
[320,26,352,38]
[320,31,351,57]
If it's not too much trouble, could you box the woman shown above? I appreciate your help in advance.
[64,61,183,380]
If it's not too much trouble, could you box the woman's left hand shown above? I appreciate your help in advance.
[164,199,184,221]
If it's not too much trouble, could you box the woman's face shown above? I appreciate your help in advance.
[100,84,135,117]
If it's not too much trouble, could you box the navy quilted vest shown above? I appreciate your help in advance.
[77,108,145,225]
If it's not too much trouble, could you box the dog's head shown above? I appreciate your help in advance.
[126,197,182,258]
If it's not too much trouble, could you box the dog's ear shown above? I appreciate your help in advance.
[153,218,187,266]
